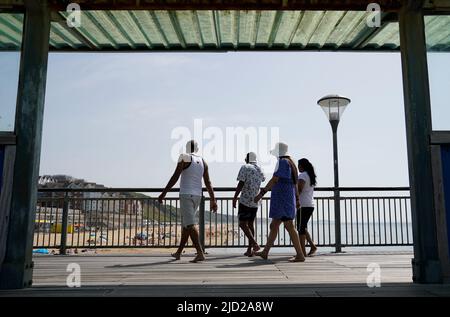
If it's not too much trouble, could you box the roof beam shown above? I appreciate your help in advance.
[38,45,406,53]
[168,11,187,49]
[267,11,283,48]
[49,23,78,49]
[304,11,326,47]
[351,12,398,49]
[191,11,204,49]
[83,11,120,49]
[0,28,19,46]
[50,11,98,49]
[285,11,304,48]
[234,10,240,49]
[424,0,450,12]
[0,15,21,45]
[104,11,137,49]
[128,11,153,49]
[213,11,221,48]
[41,0,405,11]
[251,11,261,48]
[148,11,170,49]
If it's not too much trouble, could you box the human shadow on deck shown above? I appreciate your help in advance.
[104,254,244,268]
[105,259,179,268]
[215,256,294,268]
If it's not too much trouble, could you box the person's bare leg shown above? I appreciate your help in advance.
[172,227,189,260]
[255,219,281,260]
[299,234,307,257]
[305,230,317,256]
[188,225,205,263]
[240,221,258,256]
[248,220,260,252]
[241,221,252,256]
[284,220,305,262]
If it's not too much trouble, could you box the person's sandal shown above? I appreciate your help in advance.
[254,251,268,260]
[307,247,317,257]
[190,254,205,263]
[252,244,261,252]
[288,256,305,263]
[171,252,181,260]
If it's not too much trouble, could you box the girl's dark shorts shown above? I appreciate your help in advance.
[297,207,314,234]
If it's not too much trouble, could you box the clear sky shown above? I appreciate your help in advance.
[1,50,449,188]
[0,52,20,132]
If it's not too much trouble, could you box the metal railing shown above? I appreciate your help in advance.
[33,187,412,253]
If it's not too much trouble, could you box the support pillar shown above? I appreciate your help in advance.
[399,1,442,283]
[0,0,50,289]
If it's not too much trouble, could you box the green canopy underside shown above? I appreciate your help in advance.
[0,10,449,52]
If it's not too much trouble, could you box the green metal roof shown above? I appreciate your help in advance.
[0,13,22,49]
[0,10,449,52]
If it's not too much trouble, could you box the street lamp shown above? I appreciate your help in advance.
[317,94,351,253]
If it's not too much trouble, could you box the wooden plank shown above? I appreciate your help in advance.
[431,145,450,283]
[22,252,414,287]
[0,146,15,267]
[0,132,16,145]
[431,131,450,145]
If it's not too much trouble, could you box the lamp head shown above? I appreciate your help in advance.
[317,94,351,123]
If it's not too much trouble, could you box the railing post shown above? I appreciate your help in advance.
[60,192,69,255]
[199,196,205,252]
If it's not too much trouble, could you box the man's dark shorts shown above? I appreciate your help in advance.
[238,203,258,222]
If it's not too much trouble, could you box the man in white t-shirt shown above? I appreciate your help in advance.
[159,140,217,263]
[233,152,265,256]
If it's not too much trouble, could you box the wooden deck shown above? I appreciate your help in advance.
[1,250,450,296]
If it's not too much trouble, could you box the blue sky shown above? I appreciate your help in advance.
[0,52,20,132]
[1,51,449,188]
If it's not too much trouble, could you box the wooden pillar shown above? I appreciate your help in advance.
[0,141,16,269]
[0,0,50,289]
[399,1,442,283]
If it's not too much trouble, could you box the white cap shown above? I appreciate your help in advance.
[270,142,289,157]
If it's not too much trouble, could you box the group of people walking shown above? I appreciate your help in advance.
[158,140,317,263]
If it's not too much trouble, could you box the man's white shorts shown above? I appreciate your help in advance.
[179,194,202,228]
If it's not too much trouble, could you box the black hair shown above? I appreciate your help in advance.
[298,158,317,186]
[245,152,257,163]
[187,140,196,153]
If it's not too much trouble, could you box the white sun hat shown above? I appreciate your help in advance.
[270,142,289,157]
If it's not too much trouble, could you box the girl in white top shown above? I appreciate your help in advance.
[297,158,318,257]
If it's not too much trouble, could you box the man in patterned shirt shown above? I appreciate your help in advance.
[233,152,266,256]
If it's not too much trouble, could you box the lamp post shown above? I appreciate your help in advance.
[317,95,351,253]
